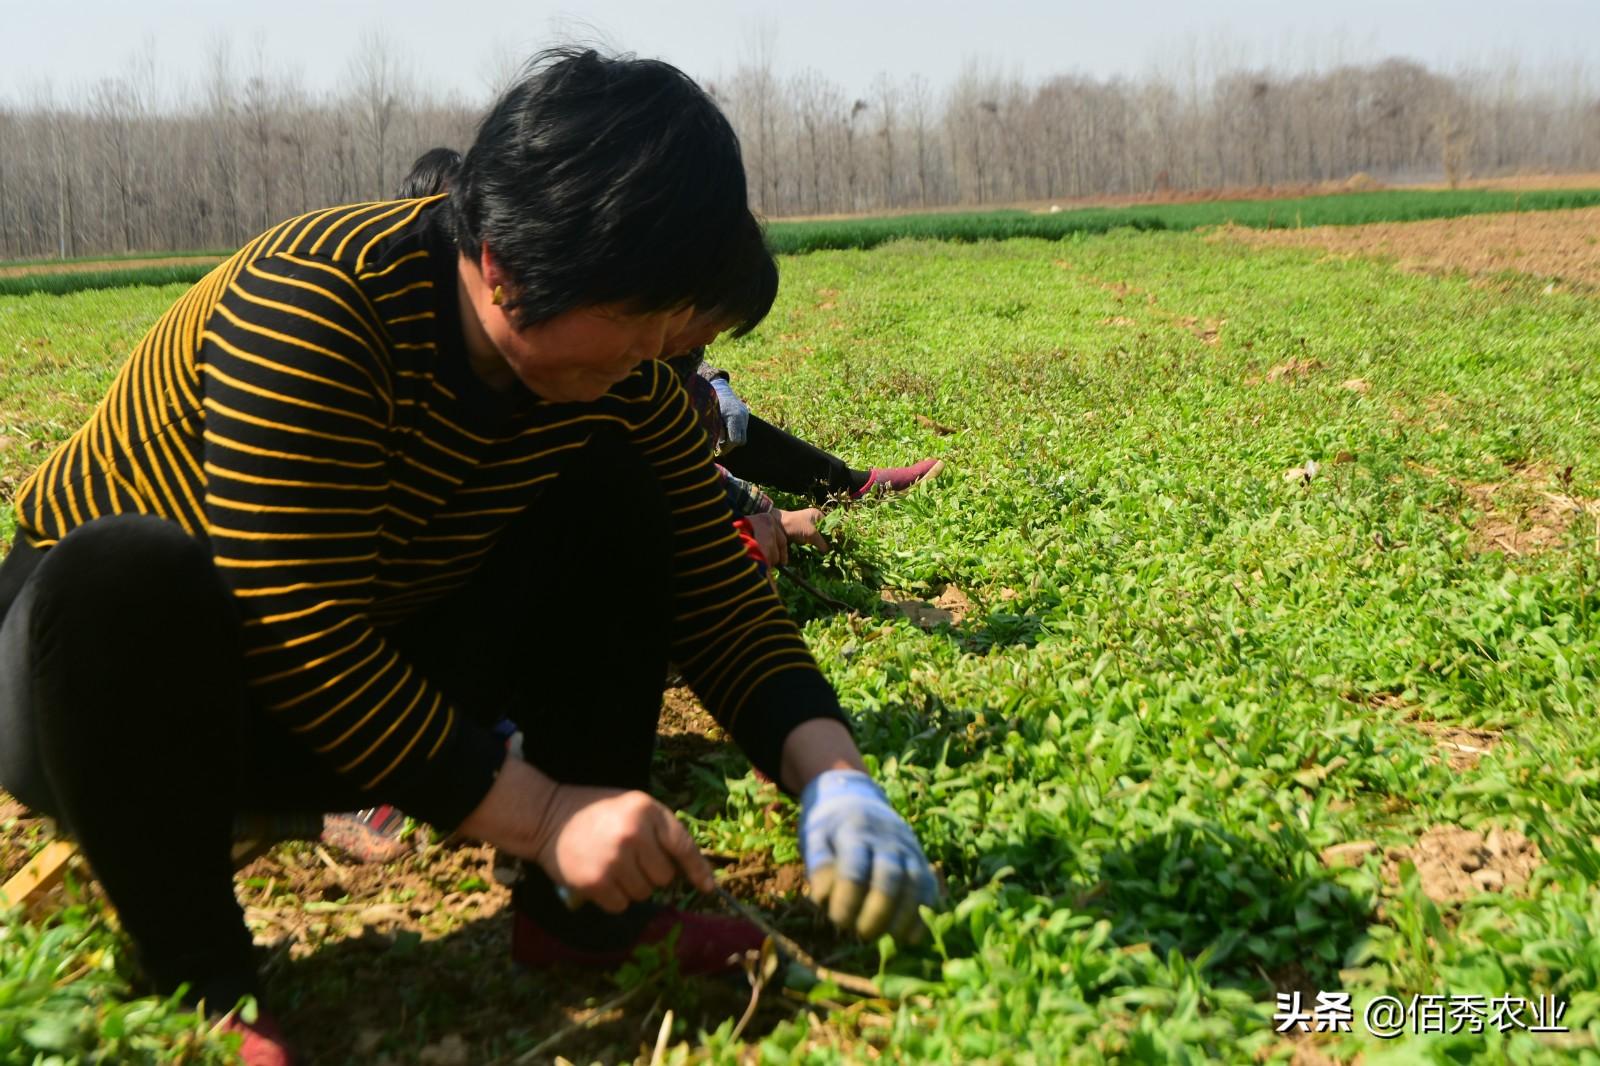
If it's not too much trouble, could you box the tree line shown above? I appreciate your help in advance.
[1,36,1597,261]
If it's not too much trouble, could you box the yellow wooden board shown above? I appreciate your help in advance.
[0,839,77,910]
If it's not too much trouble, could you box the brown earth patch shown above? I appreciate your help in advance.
[1264,357,1324,383]
[659,683,719,739]
[1344,690,1505,770]
[1407,720,1502,771]
[718,858,808,904]
[1177,315,1226,345]
[1380,826,1541,902]
[1457,462,1599,556]
[0,791,55,883]
[1220,206,1600,292]
[653,685,744,819]
[881,584,973,629]
[0,255,224,279]
[1414,171,1600,193]
[1318,825,1542,902]
[0,684,815,1063]
[244,832,796,1064]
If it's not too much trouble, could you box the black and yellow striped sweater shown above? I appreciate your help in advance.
[12,197,842,826]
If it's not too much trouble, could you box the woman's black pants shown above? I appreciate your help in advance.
[719,415,865,501]
[0,432,673,1006]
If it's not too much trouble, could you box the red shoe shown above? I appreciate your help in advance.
[851,458,944,498]
[213,1009,298,1066]
[512,906,765,977]
[320,806,410,864]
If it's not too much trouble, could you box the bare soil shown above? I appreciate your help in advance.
[0,685,834,1064]
[1383,826,1542,903]
[1457,461,1599,556]
[1320,825,1541,904]
[1415,171,1600,193]
[1406,720,1502,772]
[1347,690,1507,772]
[1221,206,1600,293]
[880,584,973,629]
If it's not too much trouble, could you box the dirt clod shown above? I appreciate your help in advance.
[1382,825,1540,903]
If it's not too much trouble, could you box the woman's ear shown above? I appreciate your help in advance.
[479,245,507,298]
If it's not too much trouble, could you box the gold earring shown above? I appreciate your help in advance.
[491,285,505,306]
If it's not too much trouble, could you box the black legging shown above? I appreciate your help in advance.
[720,415,869,502]
[0,431,672,1006]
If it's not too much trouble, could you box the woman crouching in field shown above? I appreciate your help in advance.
[0,50,936,1065]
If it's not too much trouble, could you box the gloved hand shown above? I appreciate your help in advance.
[710,378,749,451]
[800,769,938,943]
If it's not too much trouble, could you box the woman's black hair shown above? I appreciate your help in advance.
[397,147,463,199]
[710,216,779,338]
[450,48,753,326]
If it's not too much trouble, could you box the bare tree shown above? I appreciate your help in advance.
[203,36,243,245]
[242,42,279,231]
[1,39,1598,258]
[871,74,900,208]
[347,31,410,198]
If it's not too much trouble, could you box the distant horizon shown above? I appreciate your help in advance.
[5,0,1598,107]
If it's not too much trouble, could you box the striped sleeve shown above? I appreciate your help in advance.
[629,363,848,782]
[199,253,503,827]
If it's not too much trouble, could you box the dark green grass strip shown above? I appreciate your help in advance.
[765,188,1600,254]
[0,263,221,298]
[6,188,1600,296]
[0,249,231,270]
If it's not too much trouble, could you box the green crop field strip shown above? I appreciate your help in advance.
[2,222,1599,1062]
[761,188,1600,255]
[4,187,1600,299]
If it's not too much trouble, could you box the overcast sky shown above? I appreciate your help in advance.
[4,0,1597,105]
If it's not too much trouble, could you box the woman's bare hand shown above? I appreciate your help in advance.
[457,757,714,912]
[778,508,830,554]
[745,511,789,566]
[535,784,715,912]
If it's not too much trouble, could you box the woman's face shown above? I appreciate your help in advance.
[489,301,694,403]
[661,309,735,358]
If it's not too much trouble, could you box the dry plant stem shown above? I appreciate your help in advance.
[649,1009,674,1066]
[508,980,655,1065]
[713,887,882,998]
[730,977,763,1044]
[312,845,349,885]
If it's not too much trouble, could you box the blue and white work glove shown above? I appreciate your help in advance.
[800,770,939,943]
[710,377,749,451]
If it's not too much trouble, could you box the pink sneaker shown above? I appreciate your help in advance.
[320,806,410,864]
[214,1009,298,1066]
[512,906,764,976]
[851,458,944,499]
